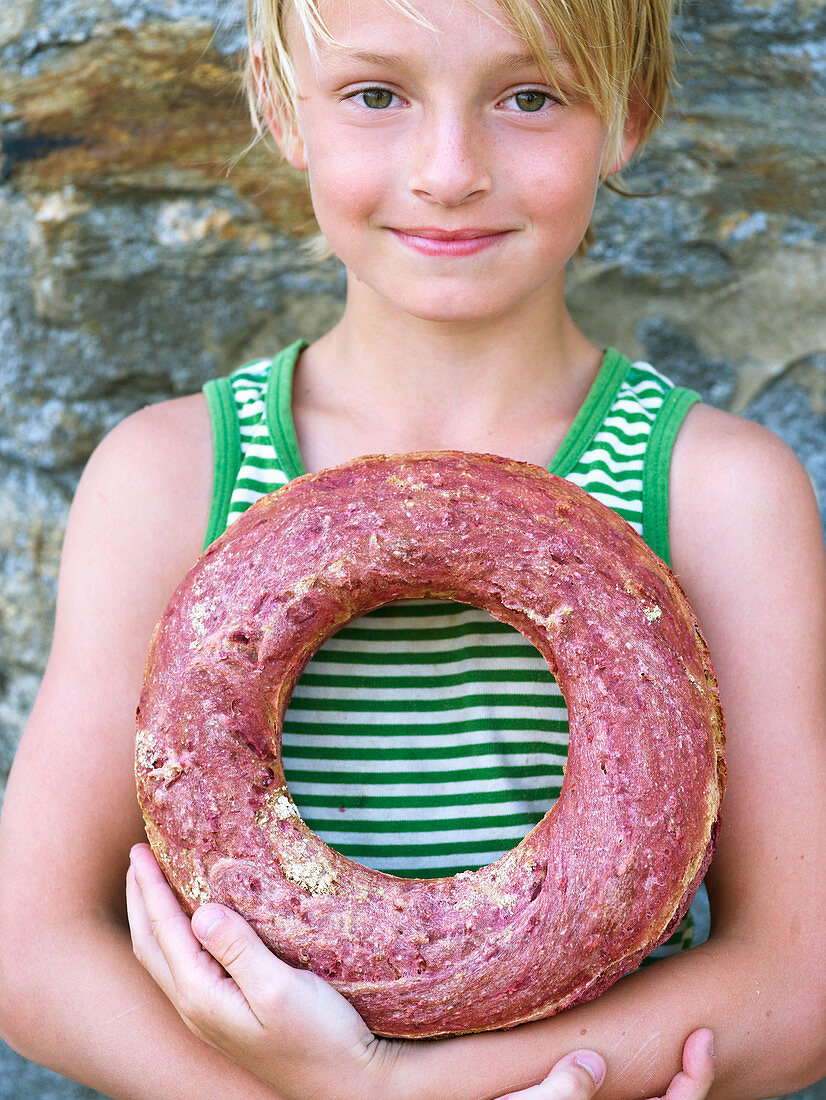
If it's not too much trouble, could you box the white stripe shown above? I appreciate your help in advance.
[598,428,650,451]
[232,363,270,383]
[230,486,283,508]
[283,727,565,751]
[289,682,565,704]
[288,774,560,797]
[235,469,288,489]
[303,655,556,676]
[234,390,266,408]
[238,420,270,436]
[351,850,513,871]
[566,473,644,496]
[574,446,645,473]
[284,752,563,774]
[240,442,285,462]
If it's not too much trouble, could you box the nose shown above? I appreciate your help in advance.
[408,109,492,207]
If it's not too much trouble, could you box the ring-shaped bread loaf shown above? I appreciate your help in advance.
[136,451,725,1039]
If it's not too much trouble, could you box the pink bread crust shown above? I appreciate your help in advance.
[135,452,726,1038]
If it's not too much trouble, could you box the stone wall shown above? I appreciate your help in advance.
[0,1,824,1097]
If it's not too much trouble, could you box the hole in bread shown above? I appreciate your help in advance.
[280,597,568,880]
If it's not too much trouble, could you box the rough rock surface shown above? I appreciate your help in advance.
[0,0,823,1094]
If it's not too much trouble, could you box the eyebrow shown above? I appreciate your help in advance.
[324,48,560,75]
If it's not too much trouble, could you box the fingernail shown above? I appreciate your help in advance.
[707,1032,715,1060]
[192,905,225,940]
[574,1052,606,1088]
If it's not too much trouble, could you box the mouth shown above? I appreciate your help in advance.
[390,227,512,256]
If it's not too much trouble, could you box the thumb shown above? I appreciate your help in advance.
[191,904,282,1003]
[497,1050,607,1100]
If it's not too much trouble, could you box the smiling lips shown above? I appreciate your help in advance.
[391,227,512,256]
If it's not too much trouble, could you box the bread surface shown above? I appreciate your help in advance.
[136,451,726,1038]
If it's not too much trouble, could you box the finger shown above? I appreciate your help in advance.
[190,901,299,1020]
[128,845,231,1010]
[125,852,176,999]
[495,1050,606,1100]
[660,1030,715,1100]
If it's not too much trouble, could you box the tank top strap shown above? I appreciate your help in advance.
[553,350,700,564]
[201,341,306,549]
[641,385,701,565]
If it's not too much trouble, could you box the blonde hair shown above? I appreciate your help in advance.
[246,0,675,166]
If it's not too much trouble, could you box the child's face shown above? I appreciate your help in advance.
[271,0,635,326]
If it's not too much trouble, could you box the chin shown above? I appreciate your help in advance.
[377,281,531,326]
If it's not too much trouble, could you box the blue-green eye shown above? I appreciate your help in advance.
[513,90,548,112]
[359,88,395,109]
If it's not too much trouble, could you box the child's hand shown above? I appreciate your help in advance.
[492,1029,714,1100]
[126,843,399,1100]
[491,1049,607,1100]
[128,844,715,1100]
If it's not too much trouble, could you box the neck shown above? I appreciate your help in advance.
[292,276,604,469]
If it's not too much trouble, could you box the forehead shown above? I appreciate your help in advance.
[289,0,566,76]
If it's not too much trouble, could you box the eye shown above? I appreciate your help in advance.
[502,89,554,113]
[350,87,398,110]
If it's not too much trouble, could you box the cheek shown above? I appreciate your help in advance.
[304,139,385,231]
[521,147,604,227]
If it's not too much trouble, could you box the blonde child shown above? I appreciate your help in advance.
[0,0,824,1098]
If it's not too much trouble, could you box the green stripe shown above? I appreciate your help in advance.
[574,460,645,483]
[297,810,547,833]
[297,669,556,687]
[202,377,242,549]
[292,786,561,809]
[642,387,701,566]
[233,478,287,496]
[265,339,308,481]
[284,716,569,735]
[591,427,649,451]
[284,739,568,761]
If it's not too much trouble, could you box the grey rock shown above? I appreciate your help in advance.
[0,669,40,804]
[0,190,342,471]
[0,0,245,70]
[0,464,69,671]
[0,1040,105,1100]
[743,359,826,529]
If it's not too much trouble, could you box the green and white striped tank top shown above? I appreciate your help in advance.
[203,340,704,958]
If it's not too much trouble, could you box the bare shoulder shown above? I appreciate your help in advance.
[64,392,214,610]
[79,391,212,529]
[47,389,217,710]
[669,401,823,585]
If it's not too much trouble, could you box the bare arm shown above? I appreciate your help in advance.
[0,397,283,1099]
